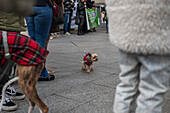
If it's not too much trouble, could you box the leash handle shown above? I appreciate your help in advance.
[2,31,11,59]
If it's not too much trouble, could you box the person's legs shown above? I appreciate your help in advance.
[79,15,85,35]
[64,13,70,34]
[0,60,14,94]
[26,5,53,79]
[25,17,35,40]
[135,55,170,113]
[34,5,52,78]
[106,20,108,33]
[0,60,17,111]
[68,12,72,33]
[113,50,140,113]
[34,5,52,48]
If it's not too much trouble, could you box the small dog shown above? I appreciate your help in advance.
[82,53,98,73]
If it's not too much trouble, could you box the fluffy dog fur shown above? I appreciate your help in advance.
[17,63,48,113]
[82,53,98,74]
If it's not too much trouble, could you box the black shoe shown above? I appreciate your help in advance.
[0,94,17,111]
[38,75,55,81]
[6,86,25,100]
[80,32,85,35]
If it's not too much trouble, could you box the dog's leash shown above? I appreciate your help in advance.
[70,41,79,47]
[0,31,13,111]
[70,41,87,56]
[2,31,11,59]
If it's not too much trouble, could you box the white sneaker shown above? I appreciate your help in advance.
[50,36,53,40]
[6,86,25,100]
[0,94,17,111]
[65,32,71,36]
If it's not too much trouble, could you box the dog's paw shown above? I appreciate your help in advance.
[87,70,90,74]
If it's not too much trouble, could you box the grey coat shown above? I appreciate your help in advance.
[106,0,170,55]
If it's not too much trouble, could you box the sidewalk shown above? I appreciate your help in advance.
[4,24,170,113]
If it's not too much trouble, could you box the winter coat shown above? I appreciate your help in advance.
[0,0,34,16]
[77,2,85,16]
[0,11,25,32]
[86,0,93,9]
[63,0,72,14]
[106,0,170,55]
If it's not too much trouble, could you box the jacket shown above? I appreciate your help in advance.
[0,11,26,32]
[106,0,170,55]
[86,0,93,9]
[63,0,72,14]
[77,1,85,16]
[0,0,34,16]
[35,0,49,6]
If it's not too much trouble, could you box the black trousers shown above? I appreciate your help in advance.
[0,60,14,94]
[78,15,85,35]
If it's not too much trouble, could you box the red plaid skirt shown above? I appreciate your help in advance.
[0,31,49,66]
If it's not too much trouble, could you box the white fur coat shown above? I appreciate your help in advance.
[106,0,170,55]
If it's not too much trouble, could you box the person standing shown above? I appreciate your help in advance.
[82,0,88,34]
[68,0,74,34]
[102,5,108,33]
[26,0,55,81]
[91,1,96,32]
[105,0,170,113]
[0,0,33,111]
[77,0,85,35]
[86,0,93,9]
[63,0,72,35]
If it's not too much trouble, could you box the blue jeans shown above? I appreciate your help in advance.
[64,13,70,33]
[26,4,52,78]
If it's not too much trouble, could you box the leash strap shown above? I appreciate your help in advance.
[2,31,11,59]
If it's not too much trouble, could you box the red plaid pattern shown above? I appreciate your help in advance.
[0,31,49,66]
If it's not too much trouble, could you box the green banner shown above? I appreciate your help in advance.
[86,8,99,29]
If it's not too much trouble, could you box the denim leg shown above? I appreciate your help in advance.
[25,17,35,40]
[135,55,170,113]
[64,13,70,33]
[26,5,52,78]
[113,50,140,113]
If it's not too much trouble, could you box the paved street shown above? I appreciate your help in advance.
[3,24,170,113]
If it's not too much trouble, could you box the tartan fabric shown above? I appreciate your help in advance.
[0,31,49,66]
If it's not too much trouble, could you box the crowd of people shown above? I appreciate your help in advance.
[63,0,98,36]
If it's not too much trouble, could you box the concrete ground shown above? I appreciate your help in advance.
[2,24,170,113]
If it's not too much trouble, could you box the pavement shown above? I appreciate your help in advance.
[2,24,170,113]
